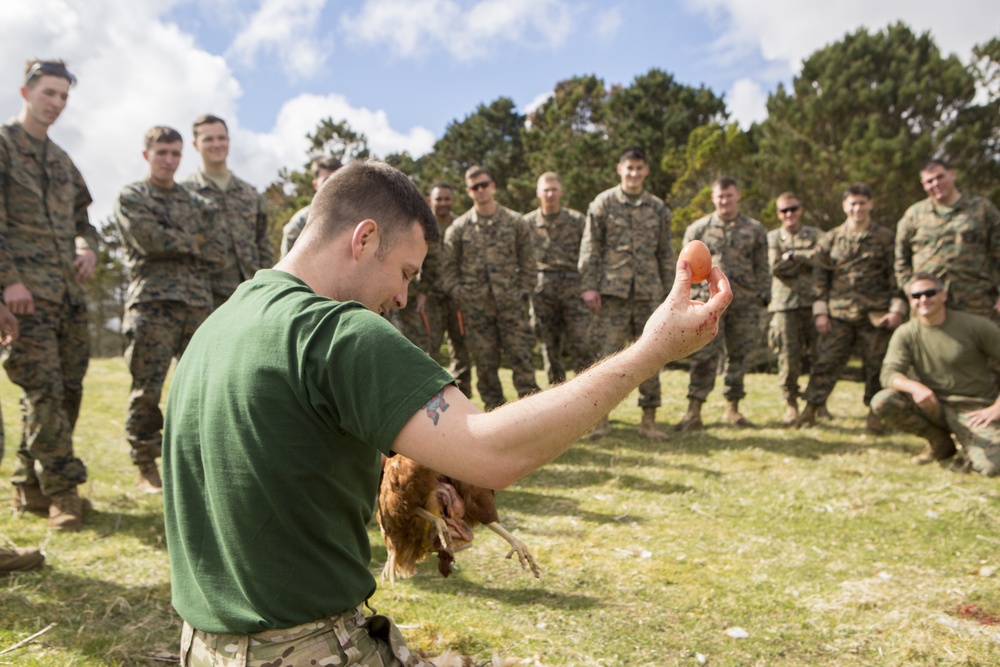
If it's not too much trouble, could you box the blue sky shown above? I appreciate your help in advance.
[1,0,995,222]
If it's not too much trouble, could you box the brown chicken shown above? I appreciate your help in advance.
[377,454,541,585]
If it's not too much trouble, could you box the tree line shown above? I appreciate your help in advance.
[88,23,1000,356]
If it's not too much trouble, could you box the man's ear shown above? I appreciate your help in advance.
[350,219,379,260]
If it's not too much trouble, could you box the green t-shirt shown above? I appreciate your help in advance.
[163,270,454,633]
[880,310,1000,405]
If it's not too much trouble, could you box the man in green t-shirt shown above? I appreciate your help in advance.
[871,272,1000,476]
[163,159,733,666]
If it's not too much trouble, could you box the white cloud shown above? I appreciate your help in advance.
[726,78,767,129]
[592,7,623,44]
[226,0,330,79]
[340,0,574,60]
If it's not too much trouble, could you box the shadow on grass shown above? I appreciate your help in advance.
[396,570,601,611]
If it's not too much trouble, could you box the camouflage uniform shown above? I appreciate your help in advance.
[579,186,674,407]
[895,194,1000,321]
[182,170,273,308]
[767,225,822,401]
[0,118,99,496]
[526,206,593,386]
[803,221,906,407]
[181,606,435,666]
[441,205,539,410]
[682,213,769,402]
[114,180,218,464]
[280,205,309,258]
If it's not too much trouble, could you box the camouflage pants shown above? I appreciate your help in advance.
[464,297,539,411]
[398,295,472,397]
[533,274,594,386]
[398,294,444,357]
[180,606,435,667]
[124,302,209,463]
[686,299,762,402]
[768,309,816,401]
[870,390,1000,476]
[2,297,88,496]
[595,295,662,407]
[802,317,890,407]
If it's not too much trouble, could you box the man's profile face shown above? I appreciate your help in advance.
[537,178,562,209]
[908,278,947,321]
[466,174,495,207]
[313,167,335,192]
[842,194,872,225]
[21,75,70,128]
[193,121,230,166]
[428,187,455,218]
[358,221,428,315]
[776,197,802,233]
[617,158,649,194]
[920,166,957,205]
[712,185,740,219]
[144,140,183,186]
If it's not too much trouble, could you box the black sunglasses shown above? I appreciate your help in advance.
[25,61,76,86]
[778,205,801,214]
[467,180,492,192]
[909,288,941,300]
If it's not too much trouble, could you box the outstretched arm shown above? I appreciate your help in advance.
[392,260,733,489]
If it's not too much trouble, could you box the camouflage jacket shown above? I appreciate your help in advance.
[412,215,454,299]
[0,118,99,306]
[114,180,221,310]
[684,212,769,305]
[767,225,822,312]
[441,205,535,306]
[579,186,674,300]
[812,221,906,322]
[525,206,586,284]
[895,194,1000,316]
[182,169,273,300]
[280,205,309,259]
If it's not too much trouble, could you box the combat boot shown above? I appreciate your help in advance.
[722,399,753,427]
[48,487,89,532]
[637,407,668,441]
[782,399,799,426]
[12,483,50,514]
[795,402,820,428]
[816,403,833,420]
[588,415,612,440]
[912,432,957,465]
[136,460,163,494]
[865,410,885,435]
[675,399,703,432]
[0,547,45,573]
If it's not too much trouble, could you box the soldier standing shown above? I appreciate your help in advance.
[441,166,539,410]
[525,172,593,387]
[676,177,769,430]
[114,127,219,492]
[1,60,99,530]
[579,147,674,440]
[280,156,342,258]
[183,114,272,308]
[797,183,906,431]
[767,192,822,424]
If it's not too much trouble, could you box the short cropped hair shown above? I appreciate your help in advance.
[192,114,228,139]
[464,165,490,183]
[24,59,76,88]
[311,156,343,175]
[907,272,944,291]
[538,171,561,184]
[428,182,453,195]
[712,176,738,191]
[843,182,873,200]
[776,191,799,203]
[921,159,950,173]
[618,147,646,163]
[144,126,183,151]
[308,160,439,258]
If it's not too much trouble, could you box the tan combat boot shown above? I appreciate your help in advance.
[0,547,45,573]
[865,410,885,435]
[588,415,612,440]
[911,432,957,465]
[782,399,799,426]
[48,487,89,532]
[136,460,163,494]
[795,402,820,428]
[675,399,703,432]
[637,407,668,441]
[722,399,753,427]
[12,483,50,514]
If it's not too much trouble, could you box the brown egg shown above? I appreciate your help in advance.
[679,240,712,283]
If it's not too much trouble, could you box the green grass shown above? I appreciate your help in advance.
[2,359,999,666]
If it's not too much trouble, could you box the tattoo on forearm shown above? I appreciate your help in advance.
[423,390,450,426]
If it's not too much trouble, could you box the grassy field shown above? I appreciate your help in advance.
[1,358,998,666]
